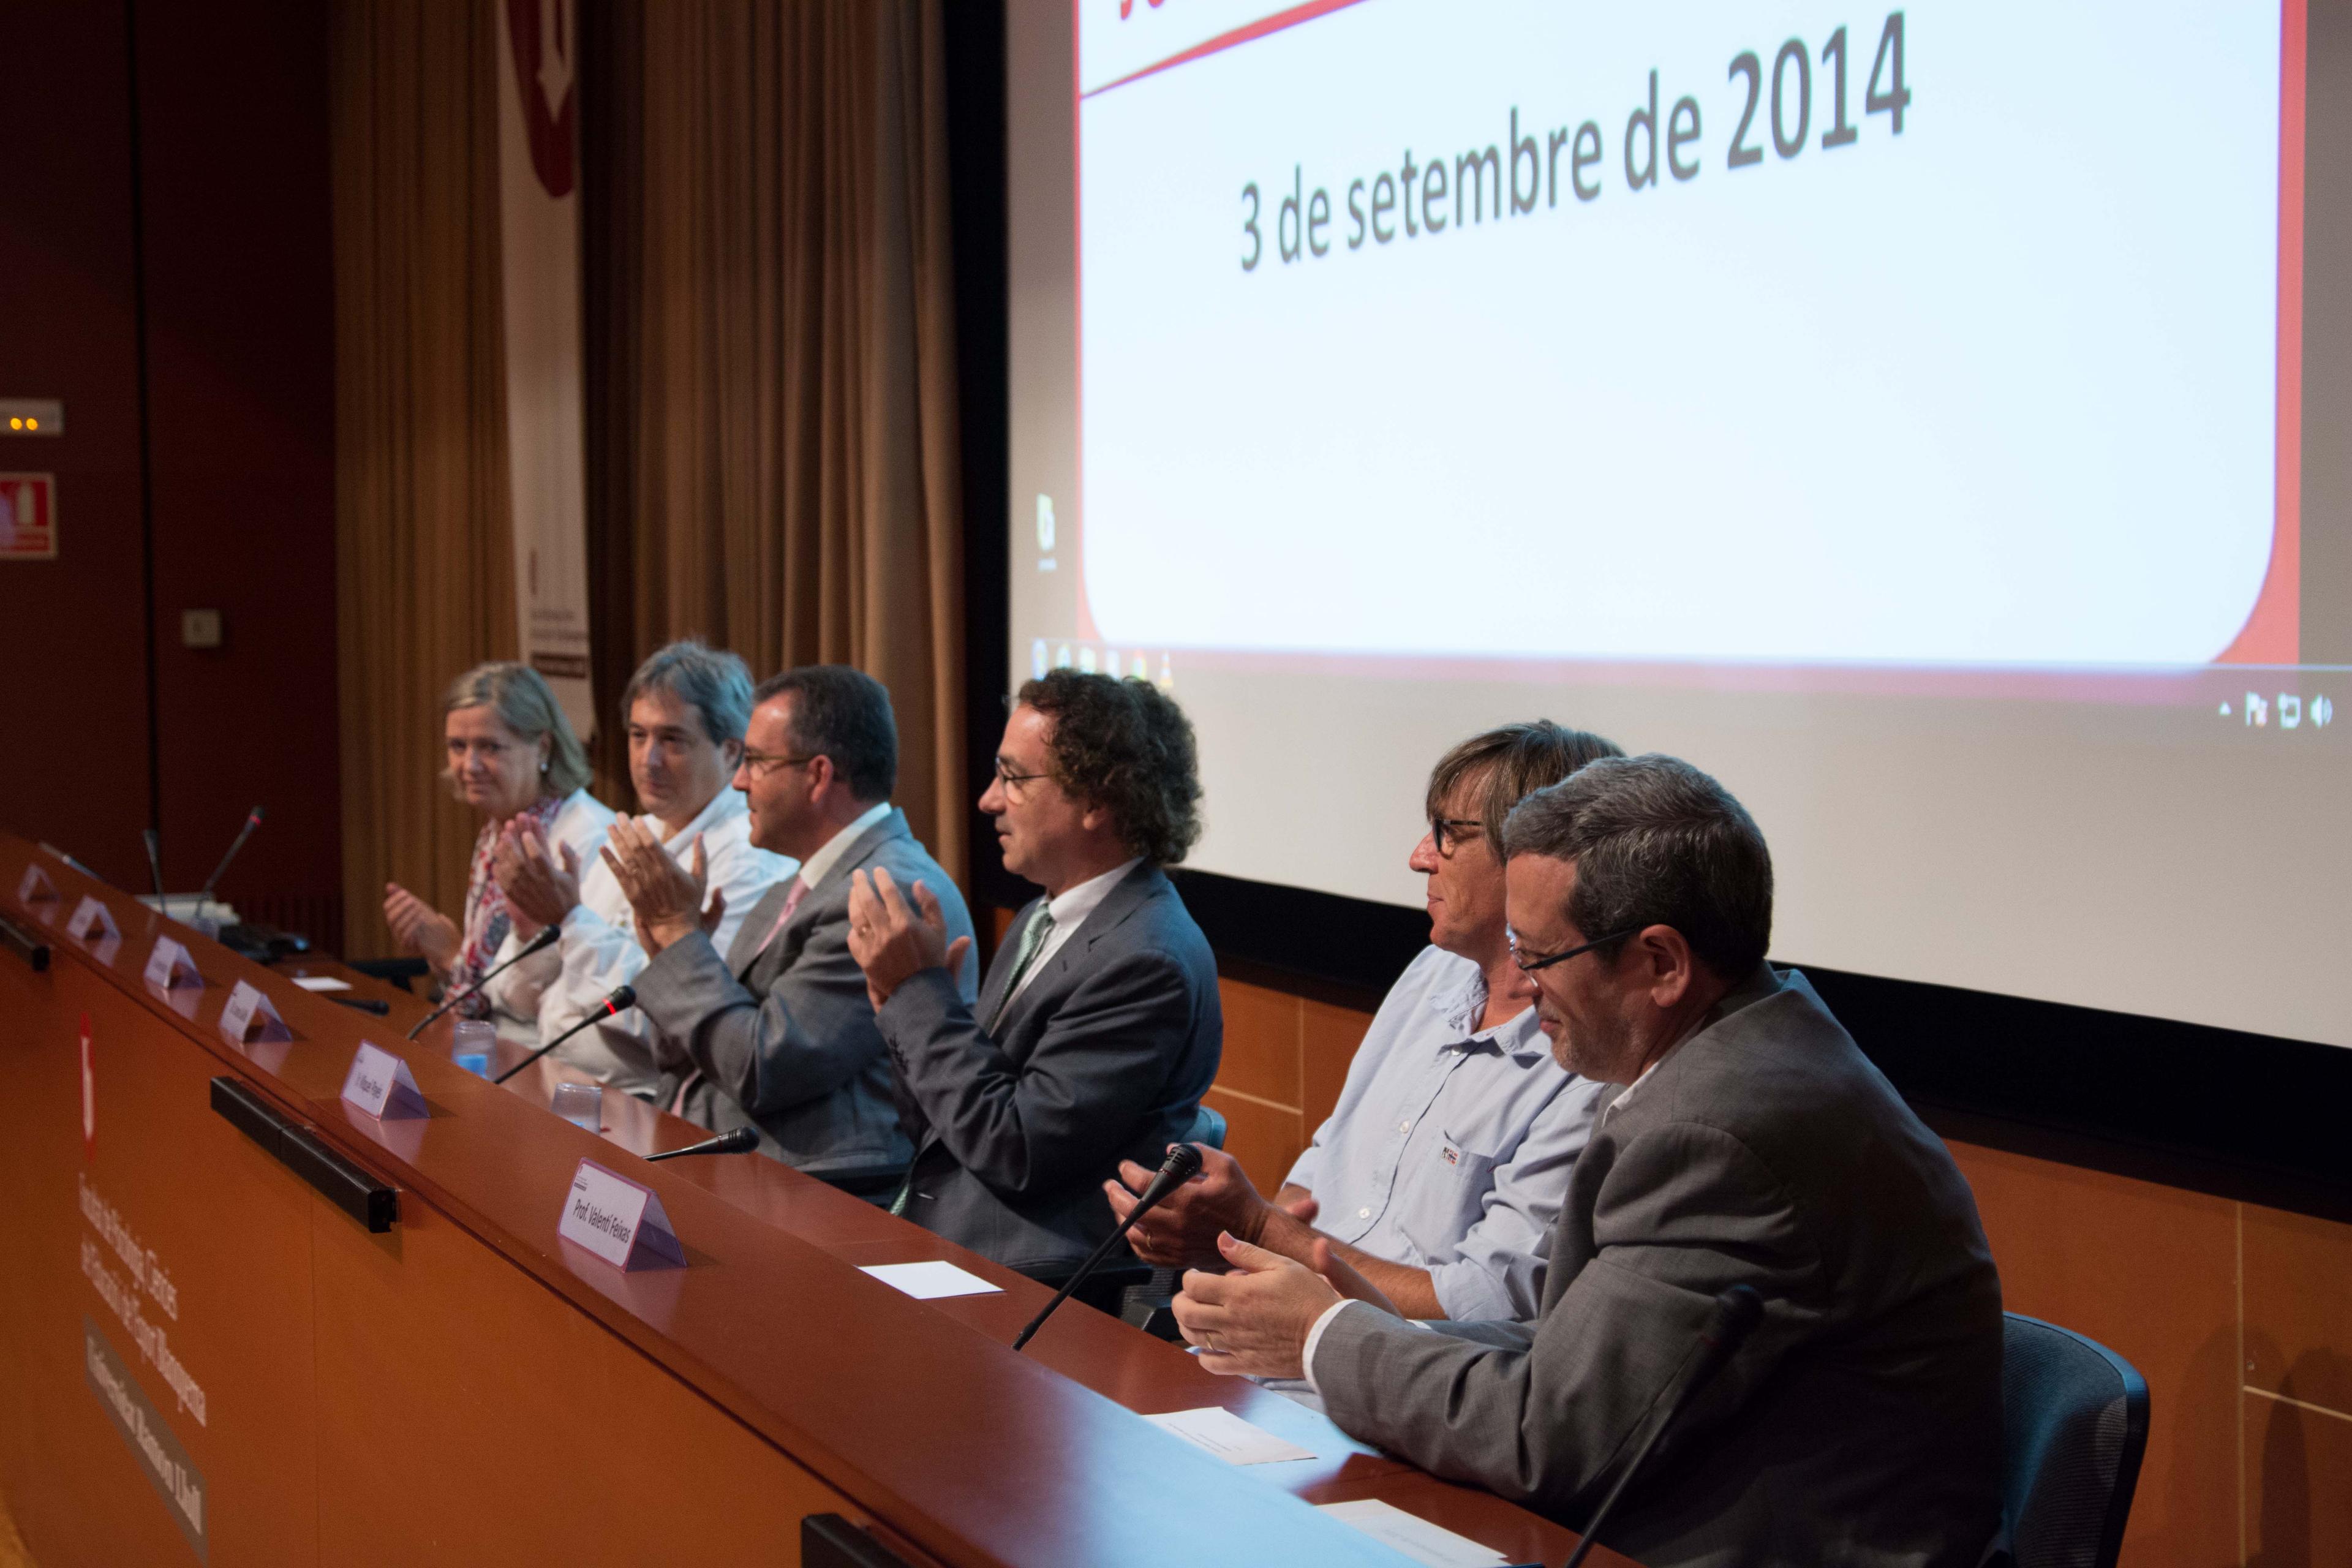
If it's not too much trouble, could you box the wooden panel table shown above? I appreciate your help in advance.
[0,834,1617,1568]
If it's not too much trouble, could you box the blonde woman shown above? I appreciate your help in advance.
[382,662,614,1038]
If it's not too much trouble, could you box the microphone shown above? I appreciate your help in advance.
[142,829,165,900]
[1012,1142,1204,1352]
[645,1126,759,1162]
[1559,1284,1765,1568]
[326,995,392,1017]
[200,806,265,903]
[404,924,562,1040]
[491,984,635,1084]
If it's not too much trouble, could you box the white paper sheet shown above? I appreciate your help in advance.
[1315,1499,1510,1567]
[1142,1406,1318,1466]
[859,1261,1001,1300]
[291,975,352,992]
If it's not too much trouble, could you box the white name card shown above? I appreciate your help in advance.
[559,1159,684,1272]
[339,1041,426,1120]
[143,936,205,992]
[218,980,292,1046]
[16,864,58,904]
[66,896,119,942]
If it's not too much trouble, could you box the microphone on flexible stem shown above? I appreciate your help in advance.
[405,924,563,1040]
[1012,1142,1204,1352]
[200,806,265,903]
[491,984,635,1084]
[1559,1284,1766,1568]
[141,829,165,900]
[646,1126,758,1162]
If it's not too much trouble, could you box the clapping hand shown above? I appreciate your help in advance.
[382,883,461,974]
[601,818,723,957]
[492,815,582,935]
[845,866,971,1011]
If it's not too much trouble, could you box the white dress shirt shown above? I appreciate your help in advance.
[1000,856,1144,1015]
[477,786,616,1046]
[485,788,793,1093]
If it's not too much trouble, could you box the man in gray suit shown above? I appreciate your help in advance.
[1174,755,2003,1568]
[846,669,1221,1276]
[606,665,974,1175]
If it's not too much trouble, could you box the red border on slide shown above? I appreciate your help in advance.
[2220,0,2307,664]
[1068,1,2310,682]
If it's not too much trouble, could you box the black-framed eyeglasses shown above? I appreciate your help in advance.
[1508,926,1641,973]
[1430,817,1483,856]
[993,756,1050,797]
[739,750,820,779]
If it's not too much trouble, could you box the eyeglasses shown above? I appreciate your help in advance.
[1507,926,1641,973]
[1430,816,1483,857]
[992,756,1050,798]
[739,750,820,779]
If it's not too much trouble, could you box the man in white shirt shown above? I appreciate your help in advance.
[1104,722,1623,1332]
[487,641,791,1096]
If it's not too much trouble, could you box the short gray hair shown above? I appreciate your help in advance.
[1502,754,1773,979]
[622,639,753,747]
[442,661,592,797]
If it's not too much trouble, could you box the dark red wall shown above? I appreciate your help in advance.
[0,0,339,946]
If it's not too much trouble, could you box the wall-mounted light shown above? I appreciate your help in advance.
[0,399,64,435]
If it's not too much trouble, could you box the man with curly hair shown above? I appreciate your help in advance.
[846,669,1221,1277]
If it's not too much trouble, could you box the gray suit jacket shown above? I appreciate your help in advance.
[1315,968,2003,1568]
[876,862,1221,1274]
[631,809,976,1176]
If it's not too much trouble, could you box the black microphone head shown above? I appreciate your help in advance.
[605,983,636,1014]
[716,1126,758,1153]
[521,924,562,956]
[1163,1142,1204,1182]
[1708,1283,1765,1346]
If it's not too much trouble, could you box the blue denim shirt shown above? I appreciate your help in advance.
[1284,946,1605,1322]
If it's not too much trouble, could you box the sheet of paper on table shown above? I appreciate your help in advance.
[1315,1499,1510,1567]
[292,975,352,992]
[1142,1406,1319,1466]
[859,1261,1001,1300]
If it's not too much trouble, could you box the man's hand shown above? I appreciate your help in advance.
[845,867,971,1011]
[1105,1145,1277,1270]
[601,821,722,957]
[1171,1232,1345,1380]
[492,815,582,935]
[382,882,461,973]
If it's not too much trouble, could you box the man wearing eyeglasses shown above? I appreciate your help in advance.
[843,669,1219,1278]
[610,664,976,1176]
[1100,722,1621,1365]
[1169,755,2003,1568]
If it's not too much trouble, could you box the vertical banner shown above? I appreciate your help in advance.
[497,0,596,741]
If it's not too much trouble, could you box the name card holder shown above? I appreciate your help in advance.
[143,936,205,993]
[66,896,119,943]
[218,981,293,1046]
[339,1041,427,1121]
[17,864,58,905]
[558,1159,684,1272]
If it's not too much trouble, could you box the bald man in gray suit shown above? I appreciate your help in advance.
[1175,756,2003,1568]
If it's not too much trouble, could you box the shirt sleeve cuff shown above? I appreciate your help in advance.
[1300,1298,1366,1399]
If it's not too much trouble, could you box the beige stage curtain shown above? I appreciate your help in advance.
[331,0,516,955]
[590,0,968,883]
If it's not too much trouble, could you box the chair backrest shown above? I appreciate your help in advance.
[1186,1102,1227,1150]
[1999,1313,2150,1568]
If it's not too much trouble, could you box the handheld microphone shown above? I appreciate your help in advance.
[405,924,563,1040]
[1012,1142,1204,1352]
[142,829,165,900]
[1559,1284,1765,1568]
[200,806,265,902]
[491,984,635,1084]
[645,1126,759,1162]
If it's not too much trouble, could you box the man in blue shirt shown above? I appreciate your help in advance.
[1106,721,1621,1323]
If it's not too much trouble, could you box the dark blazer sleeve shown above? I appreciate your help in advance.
[631,905,883,1117]
[877,943,1200,1197]
[1314,1120,1825,1517]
